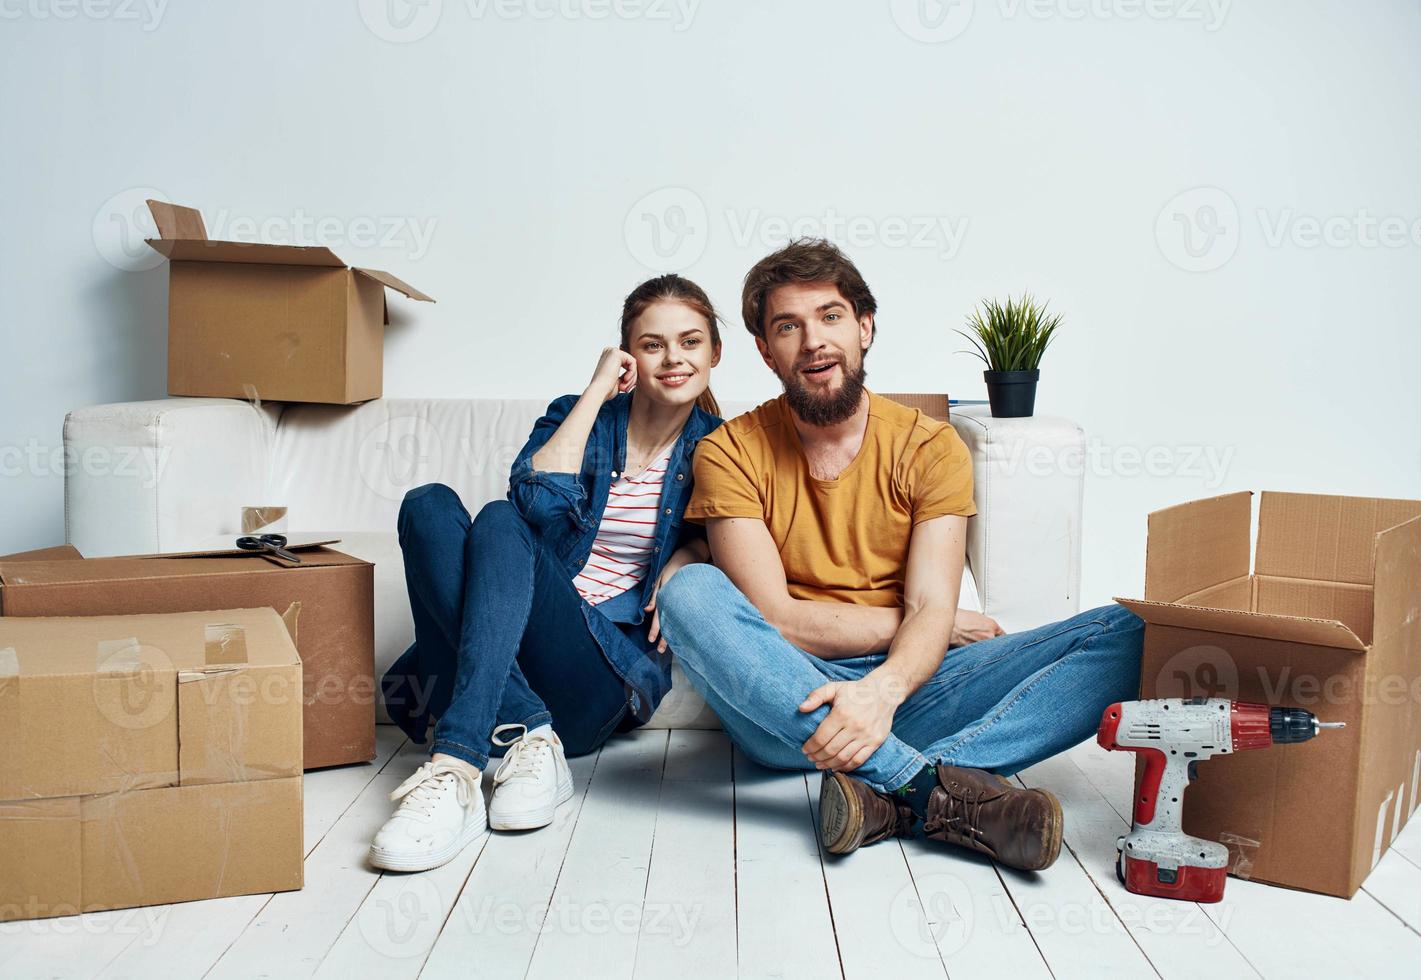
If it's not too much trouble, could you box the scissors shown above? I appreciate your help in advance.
[236,533,301,563]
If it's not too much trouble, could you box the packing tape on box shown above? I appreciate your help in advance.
[0,647,17,677]
[96,638,143,672]
[1219,833,1260,880]
[203,624,248,666]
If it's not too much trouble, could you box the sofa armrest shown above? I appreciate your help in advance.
[64,398,280,557]
[949,407,1085,632]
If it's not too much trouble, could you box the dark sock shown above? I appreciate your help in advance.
[891,764,939,821]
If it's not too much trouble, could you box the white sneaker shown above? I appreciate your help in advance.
[369,760,486,872]
[487,724,574,831]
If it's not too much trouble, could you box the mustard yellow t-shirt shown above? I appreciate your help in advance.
[684,389,976,607]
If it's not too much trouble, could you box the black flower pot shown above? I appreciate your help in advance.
[984,369,1039,418]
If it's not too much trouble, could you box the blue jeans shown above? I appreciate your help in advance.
[381,485,633,770]
[655,564,1143,791]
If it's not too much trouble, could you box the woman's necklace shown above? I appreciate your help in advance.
[621,430,679,482]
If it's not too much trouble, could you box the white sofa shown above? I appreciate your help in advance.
[63,396,1086,727]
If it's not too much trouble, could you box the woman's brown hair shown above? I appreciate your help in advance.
[619,274,722,417]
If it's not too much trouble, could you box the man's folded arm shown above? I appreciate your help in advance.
[870,514,967,701]
[705,516,902,658]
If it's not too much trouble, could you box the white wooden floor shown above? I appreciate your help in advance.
[4,726,1420,979]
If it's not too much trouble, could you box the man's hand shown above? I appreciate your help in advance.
[798,673,904,772]
[951,609,1004,647]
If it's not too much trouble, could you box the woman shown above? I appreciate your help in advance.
[371,275,724,872]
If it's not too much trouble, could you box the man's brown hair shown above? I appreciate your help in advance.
[741,238,878,347]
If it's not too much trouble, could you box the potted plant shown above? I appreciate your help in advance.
[958,293,1062,418]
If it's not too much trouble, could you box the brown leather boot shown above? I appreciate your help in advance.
[818,770,918,855]
[922,764,1063,871]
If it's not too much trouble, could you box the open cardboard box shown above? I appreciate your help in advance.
[145,199,435,404]
[1116,490,1421,897]
[0,607,304,921]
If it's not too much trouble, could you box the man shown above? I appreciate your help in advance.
[654,239,1143,871]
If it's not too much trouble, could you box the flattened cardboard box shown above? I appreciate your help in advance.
[0,544,375,770]
[144,199,435,405]
[0,607,303,921]
[1117,491,1421,898]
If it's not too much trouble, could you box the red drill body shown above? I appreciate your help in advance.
[1097,697,1341,902]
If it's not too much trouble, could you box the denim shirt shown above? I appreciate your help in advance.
[506,392,722,721]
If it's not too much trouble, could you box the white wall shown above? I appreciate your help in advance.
[2,0,1418,606]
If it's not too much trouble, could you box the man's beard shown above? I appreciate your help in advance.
[778,353,868,427]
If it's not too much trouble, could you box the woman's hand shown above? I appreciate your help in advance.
[644,542,708,653]
[588,346,638,402]
[950,609,1005,647]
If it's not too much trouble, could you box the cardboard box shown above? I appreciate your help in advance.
[144,199,434,404]
[1117,491,1421,898]
[0,543,375,770]
[0,607,303,921]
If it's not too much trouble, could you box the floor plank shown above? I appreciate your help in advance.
[1360,850,1421,934]
[996,755,1161,979]
[730,750,842,980]
[631,730,738,980]
[897,838,1054,979]
[523,730,670,980]
[419,750,601,979]
[206,738,430,979]
[804,774,948,978]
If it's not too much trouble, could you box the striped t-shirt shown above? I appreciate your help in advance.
[572,449,672,606]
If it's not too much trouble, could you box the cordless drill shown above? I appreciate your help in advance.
[1096,697,1344,902]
